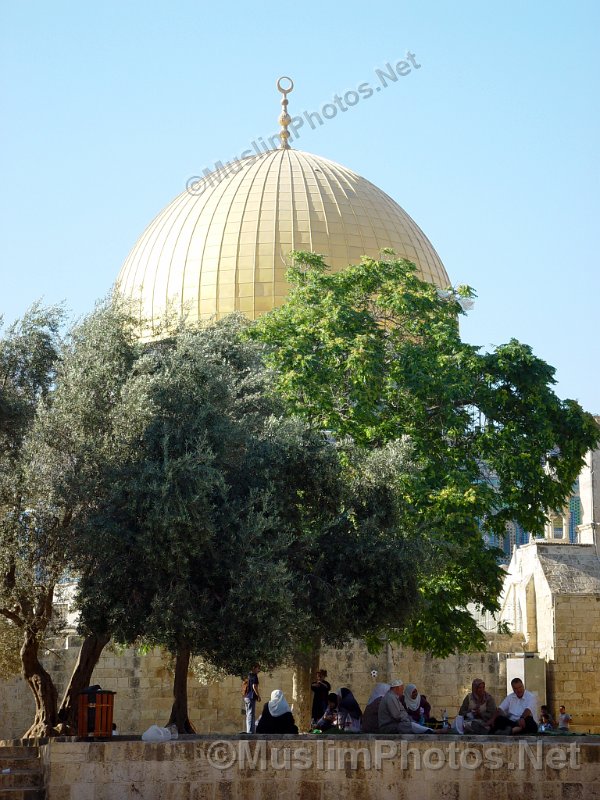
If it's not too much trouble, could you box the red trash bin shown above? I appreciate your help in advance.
[77,690,116,737]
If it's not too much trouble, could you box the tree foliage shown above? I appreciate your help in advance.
[3,254,597,734]
[74,317,307,672]
[65,316,335,729]
[0,303,65,587]
[250,252,599,655]
[0,617,23,680]
[0,303,67,734]
[0,299,143,735]
[5,302,414,732]
[70,314,422,729]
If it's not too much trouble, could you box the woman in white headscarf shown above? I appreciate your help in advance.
[401,683,434,734]
[401,684,432,723]
[256,689,299,734]
[362,683,390,733]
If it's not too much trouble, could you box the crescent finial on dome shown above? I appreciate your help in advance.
[276,76,294,150]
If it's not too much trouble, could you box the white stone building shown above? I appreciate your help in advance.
[497,441,600,729]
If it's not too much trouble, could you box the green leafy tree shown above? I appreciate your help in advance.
[0,303,66,736]
[43,299,145,734]
[0,299,143,736]
[251,252,599,661]
[72,315,422,731]
[3,302,417,733]
[0,616,23,680]
[71,317,352,731]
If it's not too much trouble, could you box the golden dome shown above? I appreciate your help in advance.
[117,148,449,332]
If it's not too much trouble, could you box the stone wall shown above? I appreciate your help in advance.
[39,735,596,800]
[0,636,524,740]
[498,540,600,731]
[549,595,600,731]
[533,563,556,662]
[578,446,600,548]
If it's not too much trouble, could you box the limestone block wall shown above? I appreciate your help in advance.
[499,542,554,655]
[376,640,514,719]
[39,736,596,800]
[0,636,525,740]
[0,673,34,741]
[548,595,600,730]
[578,447,600,547]
[533,562,555,661]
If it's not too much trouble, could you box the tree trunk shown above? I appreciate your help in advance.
[21,628,59,738]
[292,638,321,732]
[57,631,111,734]
[167,644,195,733]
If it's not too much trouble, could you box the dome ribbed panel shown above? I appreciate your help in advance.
[116,149,449,335]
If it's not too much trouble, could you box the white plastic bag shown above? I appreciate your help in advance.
[141,724,172,742]
[453,715,465,734]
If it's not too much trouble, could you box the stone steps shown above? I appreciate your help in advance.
[0,745,44,800]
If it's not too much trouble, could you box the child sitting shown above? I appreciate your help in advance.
[314,692,339,731]
[538,713,553,732]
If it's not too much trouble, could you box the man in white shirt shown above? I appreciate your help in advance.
[490,678,538,734]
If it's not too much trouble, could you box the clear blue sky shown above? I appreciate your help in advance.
[2,0,598,411]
